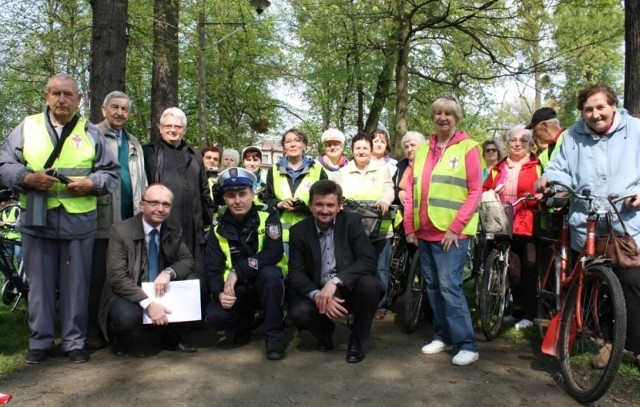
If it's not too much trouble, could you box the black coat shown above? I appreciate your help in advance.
[143,141,214,258]
[288,210,376,296]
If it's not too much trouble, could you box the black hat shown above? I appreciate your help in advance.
[525,107,557,129]
[217,167,257,191]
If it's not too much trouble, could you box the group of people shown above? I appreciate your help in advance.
[1,73,638,371]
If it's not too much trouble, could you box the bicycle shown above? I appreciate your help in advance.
[477,194,537,340]
[343,199,425,333]
[385,205,425,333]
[536,181,630,403]
[0,190,27,311]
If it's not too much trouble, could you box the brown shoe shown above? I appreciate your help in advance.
[374,310,386,320]
[592,343,612,369]
[85,335,108,350]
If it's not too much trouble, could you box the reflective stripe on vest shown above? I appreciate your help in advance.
[412,140,479,235]
[21,113,96,213]
[272,162,323,242]
[215,210,287,281]
[340,165,393,236]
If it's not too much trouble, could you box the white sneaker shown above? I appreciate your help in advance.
[452,350,479,366]
[421,340,453,355]
[514,319,534,330]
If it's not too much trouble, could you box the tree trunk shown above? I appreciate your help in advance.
[89,0,128,123]
[625,0,640,116]
[151,0,179,144]
[364,53,394,134]
[197,11,209,146]
[393,0,411,155]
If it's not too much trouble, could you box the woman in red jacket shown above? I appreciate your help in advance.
[483,124,541,329]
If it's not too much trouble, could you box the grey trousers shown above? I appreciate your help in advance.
[23,234,94,352]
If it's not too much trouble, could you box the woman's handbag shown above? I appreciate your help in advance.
[595,211,640,269]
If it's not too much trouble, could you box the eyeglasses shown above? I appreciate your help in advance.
[161,124,184,130]
[508,138,528,144]
[142,199,172,209]
[442,95,459,104]
[484,148,497,153]
[284,138,301,145]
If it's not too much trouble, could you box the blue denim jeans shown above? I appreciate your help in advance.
[372,238,392,311]
[418,238,478,352]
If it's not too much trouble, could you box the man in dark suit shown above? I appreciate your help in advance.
[99,183,197,355]
[288,180,380,363]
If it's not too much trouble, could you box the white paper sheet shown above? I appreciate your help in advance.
[141,280,202,324]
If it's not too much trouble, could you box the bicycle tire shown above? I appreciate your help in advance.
[558,264,626,403]
[402,253,424,333]
[387,242,409,310]
[479,248,509,340]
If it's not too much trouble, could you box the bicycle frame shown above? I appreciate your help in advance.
[540,182,632,356]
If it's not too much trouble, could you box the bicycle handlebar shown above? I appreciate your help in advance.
[547,181,635,205]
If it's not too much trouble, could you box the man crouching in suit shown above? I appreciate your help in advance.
[288,180,380,363]
[99,183,197,355]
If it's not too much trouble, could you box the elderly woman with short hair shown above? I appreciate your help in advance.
[221,148,240,170]
[483,124,542,329]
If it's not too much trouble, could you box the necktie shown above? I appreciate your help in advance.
[148,229,159,281]
[116,130,123,146]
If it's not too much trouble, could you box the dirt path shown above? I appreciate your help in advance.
[1,313,635,406]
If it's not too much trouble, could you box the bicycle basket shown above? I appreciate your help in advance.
[343,200,382,240]
[479,201,513,239]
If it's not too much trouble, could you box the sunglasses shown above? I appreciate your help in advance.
[484,148,497,153]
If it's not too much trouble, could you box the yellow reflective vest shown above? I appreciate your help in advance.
[412,140,479,236]
[20,113,96,213]
[215,210,287,281]
[272,162,323,242]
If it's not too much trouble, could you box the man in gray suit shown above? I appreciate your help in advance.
[100,184,197,355]
[87,91,147,349]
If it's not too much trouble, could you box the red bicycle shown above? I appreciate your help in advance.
[537,181,631,403]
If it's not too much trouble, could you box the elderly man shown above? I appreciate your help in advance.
[100,184,196,355]
[86,91,147,349]
[143,107,213,275]
[525,107,565,169]
[205,167,286,360]
[0,73,119,363]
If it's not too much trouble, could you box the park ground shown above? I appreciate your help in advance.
[1,310,639,407]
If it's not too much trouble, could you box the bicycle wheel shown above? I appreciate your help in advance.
[402,254,424,333]
[479,248,509,340]
[387,241,409,309]
[558,264,626,403]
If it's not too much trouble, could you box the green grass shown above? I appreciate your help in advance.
[0,301,29,377]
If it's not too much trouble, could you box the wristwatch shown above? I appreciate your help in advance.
[330,276,342,286]
[163,268,176,279]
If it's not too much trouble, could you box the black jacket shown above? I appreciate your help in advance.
[288,210,376,296]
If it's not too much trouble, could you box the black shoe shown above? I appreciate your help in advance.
[175,342,197,353]
[67,349,89,363]
[233,331,251,346]
[25,349,48,364]
[317,333,334,352]
[161,335,197,353]
[111,335,129,356]
[346,334,364,363]
[265,341,286,361]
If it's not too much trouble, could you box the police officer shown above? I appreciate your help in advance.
[205,167,286,360]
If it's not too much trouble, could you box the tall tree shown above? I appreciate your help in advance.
[625,0,640,116]
[89,0,129,123]
[150,0,179,143]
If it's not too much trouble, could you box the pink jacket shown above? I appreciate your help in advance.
[403,131,482,241]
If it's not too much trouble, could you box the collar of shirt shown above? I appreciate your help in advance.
[314,220,336,236]
[142,219,163,237]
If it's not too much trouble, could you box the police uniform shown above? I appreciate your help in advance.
[204,168,286,359]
